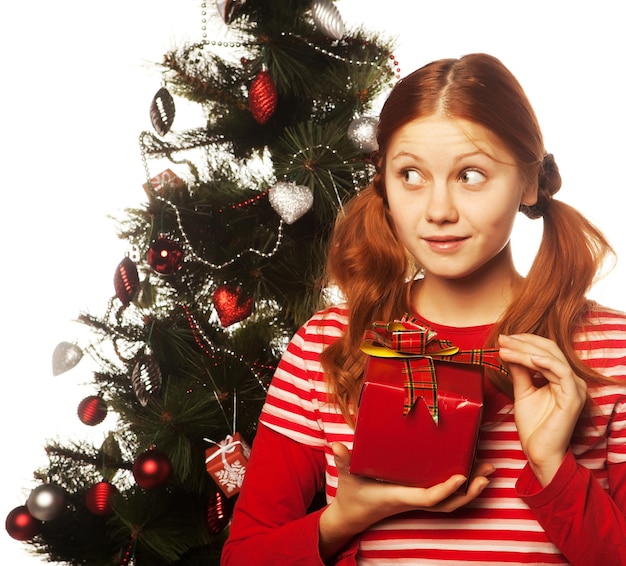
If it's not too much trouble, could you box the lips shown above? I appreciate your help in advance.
[423,235,468,251]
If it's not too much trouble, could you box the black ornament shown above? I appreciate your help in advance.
[150,87,175,136]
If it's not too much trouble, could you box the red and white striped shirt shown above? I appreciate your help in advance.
[224,304,626,565]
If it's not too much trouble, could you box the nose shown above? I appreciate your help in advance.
[424,181,458,224]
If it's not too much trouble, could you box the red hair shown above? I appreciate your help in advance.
[321,54,615,426]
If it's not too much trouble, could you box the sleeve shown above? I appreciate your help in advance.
[515,312,626,565]
[220,423,358,565]
[258,323,327,447]
[517,400,626,566]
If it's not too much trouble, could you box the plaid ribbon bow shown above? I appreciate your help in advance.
[360,315,508,423]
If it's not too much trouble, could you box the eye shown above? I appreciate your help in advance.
[458,169,486,185]
[401,168,424,186]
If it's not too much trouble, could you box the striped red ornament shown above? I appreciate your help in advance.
[249,69,277,124]
[85,481,118,516]
[77,395,108,426]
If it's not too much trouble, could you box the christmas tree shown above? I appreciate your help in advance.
[5,1,397,563]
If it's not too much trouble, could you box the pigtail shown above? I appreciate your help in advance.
[490,194,616,395]
[321,186,413,425]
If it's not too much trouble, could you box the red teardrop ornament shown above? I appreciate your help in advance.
[249,70,277,124]
[114,257,140,305]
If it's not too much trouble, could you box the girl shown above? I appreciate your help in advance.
[221,53,626,565]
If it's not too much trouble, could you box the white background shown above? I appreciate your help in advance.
[1,1,624,563]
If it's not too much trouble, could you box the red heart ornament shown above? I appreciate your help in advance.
[213,285,254,327]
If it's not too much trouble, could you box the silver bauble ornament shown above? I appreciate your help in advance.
[52,342,83,376]
[311,0,345,40]
[347,116,379,153]
[26,484,66,521]
[269,182,314,224]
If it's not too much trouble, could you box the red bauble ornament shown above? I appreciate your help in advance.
[249,69,277,124]
[77,395,107,426]
[85,481,118,516]
[147,237,184,275]
[114,257,140,305]
[5,505,42,541]
[212,284,254,327]
[132,449,172,489]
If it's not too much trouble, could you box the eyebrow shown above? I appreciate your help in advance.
[389,149,494,163]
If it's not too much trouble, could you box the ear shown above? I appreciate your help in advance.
[520,181,538,206]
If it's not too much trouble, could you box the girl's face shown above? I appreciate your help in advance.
[384,115,536,282]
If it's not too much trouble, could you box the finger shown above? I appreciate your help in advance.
[499,334,548,362]
[504,361,536,399]
[464,474,492,499]
[331,442,351,472]
[530,354,587,399]
[499,335,556,378]
[416,474,469,508]
[498,339,536,397]
[472,461,496,479]
[500,334,567,364]
[428,474,491,512]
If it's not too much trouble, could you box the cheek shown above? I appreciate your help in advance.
[470,201,519,238]
[387,198,418,237]
[386,186,422,224]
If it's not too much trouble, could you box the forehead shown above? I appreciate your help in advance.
[388,115,515,162]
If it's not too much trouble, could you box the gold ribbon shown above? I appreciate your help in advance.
[360,315,508,422]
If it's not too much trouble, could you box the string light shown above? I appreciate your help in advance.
[180,304,269,392]
[140,23,392,269]
[281,32,401,80]
[163,193,285,269]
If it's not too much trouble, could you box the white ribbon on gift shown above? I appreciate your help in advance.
[204,434,241,464]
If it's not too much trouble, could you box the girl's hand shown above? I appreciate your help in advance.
[319,442,494,561]
[498,333,587,486]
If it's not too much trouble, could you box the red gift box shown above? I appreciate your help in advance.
[205,432,251,497]
[350,317,507,491]
[142,169,186,195]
